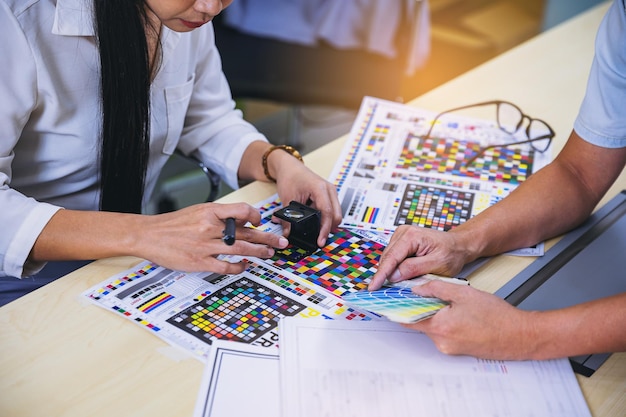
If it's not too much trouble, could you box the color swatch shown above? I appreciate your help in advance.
[270,229,384,297]
[87,263,157,300]
[342,286,448,323]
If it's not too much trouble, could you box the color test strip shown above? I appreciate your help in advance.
[88,263,157,299]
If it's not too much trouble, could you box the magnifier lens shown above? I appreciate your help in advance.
[283,209,304,219]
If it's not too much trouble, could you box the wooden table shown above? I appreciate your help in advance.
[1,2,624,416]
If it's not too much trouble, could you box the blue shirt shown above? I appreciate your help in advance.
[574,0,626,148]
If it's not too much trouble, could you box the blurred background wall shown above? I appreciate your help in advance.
[147,0,605,213]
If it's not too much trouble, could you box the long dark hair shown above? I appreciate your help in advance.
[93,0,159,213]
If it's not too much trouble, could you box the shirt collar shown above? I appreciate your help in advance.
[50,0,182,68]
[52,0,95,36]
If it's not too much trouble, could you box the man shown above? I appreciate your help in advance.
[368,0,626,360]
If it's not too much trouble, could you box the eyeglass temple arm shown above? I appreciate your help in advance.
[424,101,508,139]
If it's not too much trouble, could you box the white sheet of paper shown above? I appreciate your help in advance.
[279,318,591,417]
[193,341,280,417]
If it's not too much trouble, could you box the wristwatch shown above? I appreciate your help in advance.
[262,145,304,182]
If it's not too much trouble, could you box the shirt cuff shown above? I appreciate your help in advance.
[4,203,62,278]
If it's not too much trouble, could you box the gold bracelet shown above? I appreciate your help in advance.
[262,145,304,182]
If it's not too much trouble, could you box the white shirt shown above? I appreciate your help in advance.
[0,0,267,278]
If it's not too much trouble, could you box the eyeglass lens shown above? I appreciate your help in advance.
[527,119,552,152]
[496,102,552,153]
[496,102,523,135]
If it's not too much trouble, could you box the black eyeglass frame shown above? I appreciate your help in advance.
[422,100,556,166]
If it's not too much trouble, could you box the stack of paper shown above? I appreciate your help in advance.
[194,318,591,417]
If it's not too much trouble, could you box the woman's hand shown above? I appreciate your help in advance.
[237,141,342,247]
[136,202,289,274]
[273,159,342,247]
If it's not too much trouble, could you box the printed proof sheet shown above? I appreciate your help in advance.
[330,97,551,240]
[82,196,387,360]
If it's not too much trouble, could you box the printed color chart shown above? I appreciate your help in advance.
[83,217,384,359]
[269,229,384,297]
[330,97,551,234]
[398,134,534,184]
[247,262,371,321]
[395,184,473,231]
[167,278,305,344]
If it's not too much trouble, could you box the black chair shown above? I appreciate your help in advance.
[153,152,222,213]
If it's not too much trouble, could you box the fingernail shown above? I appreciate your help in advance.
[389,270,403,282]
[278,237,289,248]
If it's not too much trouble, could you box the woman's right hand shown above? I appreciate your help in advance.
[135,202,289,274]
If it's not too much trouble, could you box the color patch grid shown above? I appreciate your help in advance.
[167,278,306,344]
[269,229,384,297]
[395,184,474,231]
[397,135,534,184]
[246,262,372,321]
[342,286,448,323]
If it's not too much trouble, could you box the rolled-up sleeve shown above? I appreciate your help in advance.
[574,0,626,148]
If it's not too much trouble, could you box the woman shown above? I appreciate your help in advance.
[0,0,342,306]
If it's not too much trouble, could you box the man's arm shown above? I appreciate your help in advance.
[409,281,626,360]
[370,130,626,289]
[453,129,626,260]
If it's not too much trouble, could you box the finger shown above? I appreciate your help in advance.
[389,255,442,283]
[317,208,332,248]
[399,315,439,333]
[369,230,414,290]
[281,220,292,239]
[213,202,262,226]
[201,258,248,275]
[369,253,401,291]
[306,187,341,248]
[328,187,344,228]
[236,227,289,250]
[411,280,462,302]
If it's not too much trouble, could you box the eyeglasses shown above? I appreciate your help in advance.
[423,100,555,166]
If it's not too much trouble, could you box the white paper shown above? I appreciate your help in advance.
[193,340,280,417]
[279,318,591,417]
